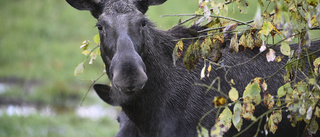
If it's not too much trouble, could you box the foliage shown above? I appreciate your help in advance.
[173,0,320,136]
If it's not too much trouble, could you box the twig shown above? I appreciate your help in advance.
[161,14,251,26]
[80,72,106,106]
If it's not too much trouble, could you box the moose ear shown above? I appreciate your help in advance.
[134,0,167,14]
[66,0,103,18]
[93,84,117,106]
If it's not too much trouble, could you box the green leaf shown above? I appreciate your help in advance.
[309,119,319,134]
[268,110,282,134]
[229,87,239,102]
[183,40,200,71]
[314,57,320,76]
[280,42,290,56]
[94,34,100,45]
[197,126,209,137]
[211,107,232,136]
[243,81,260,100]
[74,62,85,76]
[200,37,212,58]
[277,85,286,98]
[236,0,249,13]
[232,102,242,131]
[307,0,318,6]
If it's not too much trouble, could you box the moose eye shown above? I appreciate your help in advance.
[141,20,147,27]
[96,24,103,30]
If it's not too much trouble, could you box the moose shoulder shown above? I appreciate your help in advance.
[66,0,320,136]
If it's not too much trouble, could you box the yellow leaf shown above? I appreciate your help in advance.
[212,96,226,107]
[229,87,239,102]
[280,42,290,56]
[94,34,100,45]
[82,50,90,55]
[207,64,212,77]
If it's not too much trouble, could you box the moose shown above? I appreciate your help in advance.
[66,0,320,136]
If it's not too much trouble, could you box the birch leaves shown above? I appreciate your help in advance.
[74,34,101,76]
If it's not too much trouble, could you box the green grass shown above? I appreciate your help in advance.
[0,113,118,137]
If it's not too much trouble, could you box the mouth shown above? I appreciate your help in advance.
[113,83,146,93]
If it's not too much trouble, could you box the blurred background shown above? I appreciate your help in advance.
[0,0,198,136]
[1,0,319,137]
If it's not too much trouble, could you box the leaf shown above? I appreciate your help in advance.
[253,7,262,29]
[207,64,212,77]
[74,62,85,76]
[232,102,243,131]
[96,47,101,55]
[183,40,200,71]
[277,84,286,98]
[260,22,272,36]
[80,40,90,51]
[268,110,282,134]
[229,87,239,102]
[314,57,320,76]
[280,42,290,56]
[238,34,246,50]
[264,93,275,110]
[211,107,232,136]
[236,0,249,13]
[307,0,318,6]
[94,34,100,45]
[229,34,239,53]
[173,40,184,66]
[308,119,319,134]
[89,52,97,64]
[200,37,212,58]
[212,96,227,107]
[246,33,254,49]
[306,106,313,120]
[197,126,209,137]
[82,50,90,55]
[208,36,222,62]
[200,63,206,80]
[203,18,220,28]
[241,97,256,120]
[243,81,261,101]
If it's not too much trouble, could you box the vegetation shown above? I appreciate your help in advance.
[169,0,320,136]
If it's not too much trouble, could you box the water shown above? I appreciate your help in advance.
[0,83,9,94]
[0,104,118,120]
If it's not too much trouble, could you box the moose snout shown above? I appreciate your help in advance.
[112,67,148,93]
[110,52,148,93]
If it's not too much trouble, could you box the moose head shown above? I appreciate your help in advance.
[66,0,167,105]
